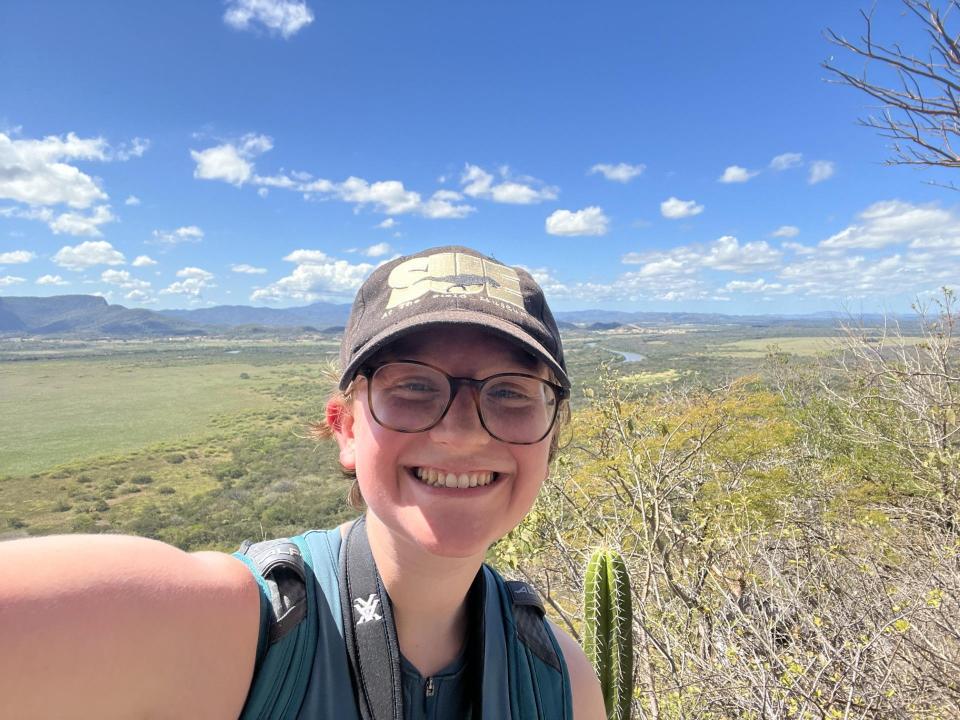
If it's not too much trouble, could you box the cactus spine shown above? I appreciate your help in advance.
[583,548,634,720]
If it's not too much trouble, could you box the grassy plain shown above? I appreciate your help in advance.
[0,323,845,550]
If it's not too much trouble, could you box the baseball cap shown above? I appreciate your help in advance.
[338,245,569,391]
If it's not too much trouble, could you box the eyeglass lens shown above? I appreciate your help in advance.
[369,362,558,444]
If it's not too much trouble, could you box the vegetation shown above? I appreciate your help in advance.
[494,290,959,719]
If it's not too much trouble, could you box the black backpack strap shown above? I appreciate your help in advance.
[238,538,308,644]
[339,516,404,720]
[505,580,562,673]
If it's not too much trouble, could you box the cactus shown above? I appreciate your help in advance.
[583,548,634,720]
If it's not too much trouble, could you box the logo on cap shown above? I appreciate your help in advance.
[385,251,523,310]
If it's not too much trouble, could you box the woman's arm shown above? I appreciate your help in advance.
[549,620,607,720]
[0,534,261,719]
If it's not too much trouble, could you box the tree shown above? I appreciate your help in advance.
[824,1,960,183]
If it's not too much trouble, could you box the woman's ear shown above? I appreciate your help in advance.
[326,396,356,471]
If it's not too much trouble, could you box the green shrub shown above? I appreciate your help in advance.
[131,474,154,485]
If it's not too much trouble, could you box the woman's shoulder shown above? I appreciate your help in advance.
[547,620,607,720]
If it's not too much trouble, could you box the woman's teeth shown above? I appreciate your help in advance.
[413,467,496,488]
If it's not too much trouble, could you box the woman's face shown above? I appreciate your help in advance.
[333,326,554,560]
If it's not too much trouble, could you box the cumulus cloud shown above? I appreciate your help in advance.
[545,206,609,236]
[114,138,150,161]
[36,274,68,286]
[782,241,816,256]
[589,162,645,183]
[377,218,396,229]
[231,263,267,274]
[252,251,373,302]
[808,160,835,184]
[461,164,558,204]
[125,195,141,206]
[223,0,314,38]
[770,152,803,171]
[191,134,272,186]
[151,225,204,245]
[722,278,788,294]
[124,289,153,303]
[0,275,26,287]
[132,255,157,267]
[0,131,108,208]
[622,235,781,273]
[362,242,391,258]
[820,200,960,251]
[53,240,125,270]
[101,269,151,291]
[0,250,35,264]
[771,225,800,238]
[719,165,759,183]
[161,267,215,297]
[48,204,115,236]
[190,136,474,220]
[660,196,704,219]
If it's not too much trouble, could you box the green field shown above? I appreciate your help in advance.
[0,359,274,476]
[712,335,926,358]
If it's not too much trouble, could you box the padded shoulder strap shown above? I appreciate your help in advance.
[504,580,562,673]
[239,538,308,644]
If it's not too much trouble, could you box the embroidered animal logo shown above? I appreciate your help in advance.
[354,594,382,626]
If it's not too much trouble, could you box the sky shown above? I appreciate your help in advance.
[1,0,958,315]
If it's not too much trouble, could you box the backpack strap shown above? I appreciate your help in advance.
[504,580,562,673]
[239,538,308,644]
[338,517,404,720]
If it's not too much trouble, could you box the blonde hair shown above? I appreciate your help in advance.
[310,358,570,511]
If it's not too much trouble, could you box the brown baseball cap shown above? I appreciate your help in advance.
[338,245,569,390]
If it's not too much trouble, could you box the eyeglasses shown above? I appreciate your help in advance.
[357,360,568,445]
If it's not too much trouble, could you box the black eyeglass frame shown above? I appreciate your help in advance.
[356,359,570,445]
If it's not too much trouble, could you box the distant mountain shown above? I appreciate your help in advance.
[158,300,350,328]
[554,309,900,327]
[0,296,204,337]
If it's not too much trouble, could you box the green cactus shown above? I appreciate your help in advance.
[583,548,634,720]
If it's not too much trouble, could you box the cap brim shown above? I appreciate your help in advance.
[338,309,570,391]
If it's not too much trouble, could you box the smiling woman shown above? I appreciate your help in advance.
[0,245,606,720]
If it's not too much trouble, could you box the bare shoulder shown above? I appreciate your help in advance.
[548,619,607,720]
[0,534,261,719]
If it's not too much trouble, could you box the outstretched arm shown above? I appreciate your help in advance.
[0,534,260,719]
[550,620,607,720]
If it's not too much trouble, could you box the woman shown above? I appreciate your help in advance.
[0,245,605,719]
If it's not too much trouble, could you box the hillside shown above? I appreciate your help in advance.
[0,296,204,337]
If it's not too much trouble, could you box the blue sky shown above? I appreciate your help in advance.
[1,1,957,314]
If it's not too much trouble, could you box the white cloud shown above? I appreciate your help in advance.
[622,235,781,274]
[545,206,609,236]
[223,0,314,38]
[114,138,150,161]
[660,196,704,219]
[0,131,108,208]
[362,242,391,258]
[191,134,272,186]
[722,278,788,294]
[821,200,959,251]
[161,267,215,297]
[719,165,758,183]
[252,252,373,302]
[36,274,68,286]
[132,255,157,267]
[53,240,125,270]
[589,162,645,183]
[231,263,268,274]
[783,241,816,256]
[101,269,151,291]
[0,275,26,287]
[770,152,803,171]
[461,164,558,204]
[151,225,204,245]
[124,289,152,303]
[48,205,115,236]
[125,195,141,206]
[808,160,835,184]
[771,225,800,238]
[257,187,269,198]
[0,250,35,264]
[377,218,396,229]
